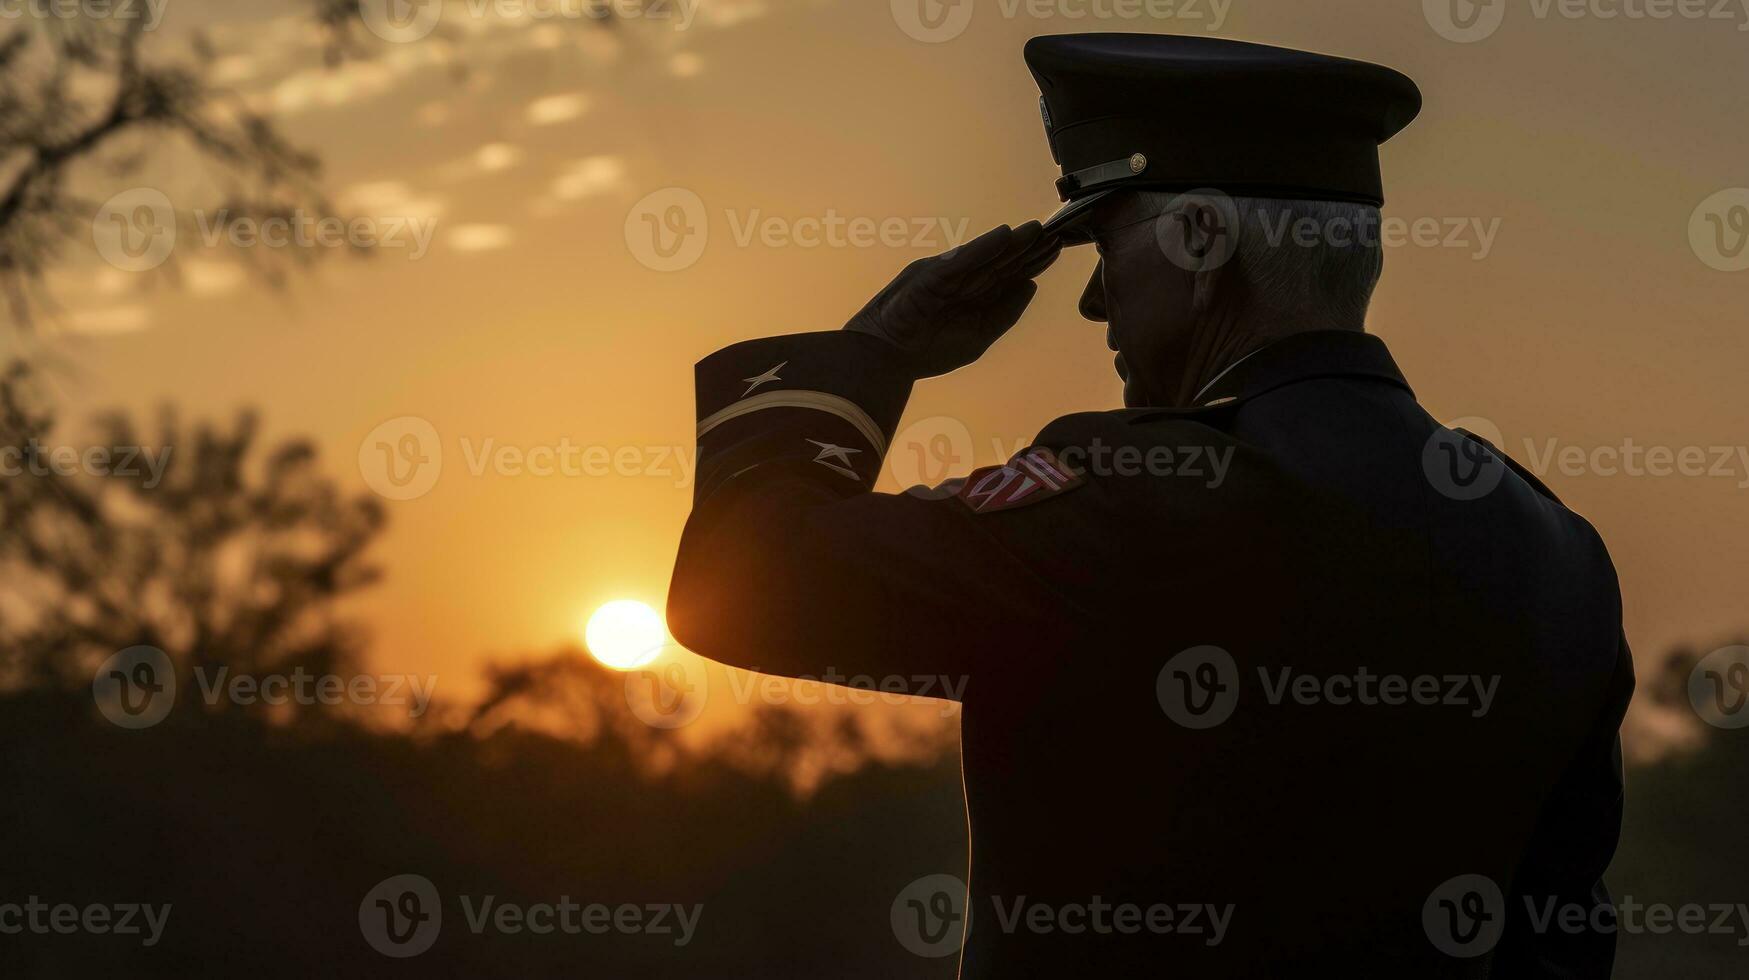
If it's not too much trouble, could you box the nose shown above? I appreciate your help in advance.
[1078,259,1107,322]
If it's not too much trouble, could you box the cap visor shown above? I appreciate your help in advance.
[1041,189,1117,243]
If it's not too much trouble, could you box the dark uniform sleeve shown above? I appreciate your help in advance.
[1495,628,1637,977]
[1467,437,1638,977]
[666,331,1081,696]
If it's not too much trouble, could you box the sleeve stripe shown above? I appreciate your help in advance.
[697,389,888,456]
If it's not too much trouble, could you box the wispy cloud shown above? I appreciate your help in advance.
[447,224,514,253]
[525,92,591,126]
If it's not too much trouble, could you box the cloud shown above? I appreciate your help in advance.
[551,156,626,201]
[525,92,590,126]
[475,143,525,173]
[416,101,452,127]
[339,181,447,224]
[668,52,703,78]
[183,260,245,297]
[447,224,514,253]
[65,305,151,335]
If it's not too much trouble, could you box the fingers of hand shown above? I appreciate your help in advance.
[935,224,1015,272]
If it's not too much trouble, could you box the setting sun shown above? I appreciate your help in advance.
[584,599,667,670]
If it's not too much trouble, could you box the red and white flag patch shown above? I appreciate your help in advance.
[955,446,1084,514]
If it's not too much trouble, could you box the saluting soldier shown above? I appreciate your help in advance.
[668,33,1633,978]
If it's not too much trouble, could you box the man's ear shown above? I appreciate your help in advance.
[1153,195,1239,274]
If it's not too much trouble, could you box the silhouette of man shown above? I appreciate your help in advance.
[669,33,1634,978]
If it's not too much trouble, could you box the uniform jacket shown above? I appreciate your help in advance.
[667,328,1635,978]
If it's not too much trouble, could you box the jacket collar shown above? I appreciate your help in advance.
[1125,330,1414,422]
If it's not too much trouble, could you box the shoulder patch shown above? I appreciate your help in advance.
[955,447,1084,515]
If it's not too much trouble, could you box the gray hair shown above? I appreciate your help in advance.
[1134,192,1384,328]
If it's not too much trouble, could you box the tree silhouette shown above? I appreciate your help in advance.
[0,16,336,325]
[0,361,384,719]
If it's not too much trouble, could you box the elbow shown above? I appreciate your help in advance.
[666,544,762,671]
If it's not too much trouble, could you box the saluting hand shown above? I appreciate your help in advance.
[843,221,1062,379]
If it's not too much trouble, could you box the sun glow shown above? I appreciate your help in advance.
[584,599,667,670]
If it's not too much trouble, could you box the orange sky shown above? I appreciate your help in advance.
[13,0,1749,712]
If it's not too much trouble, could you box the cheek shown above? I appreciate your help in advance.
[1104,256,1166,354]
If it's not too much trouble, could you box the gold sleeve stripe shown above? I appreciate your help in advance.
[697,389,887,456]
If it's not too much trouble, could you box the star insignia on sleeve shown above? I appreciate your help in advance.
[807,439,862,480]
[741,361,787,398]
